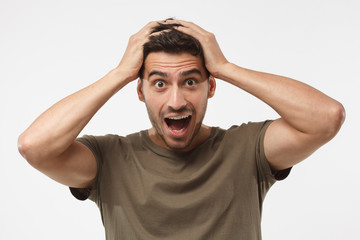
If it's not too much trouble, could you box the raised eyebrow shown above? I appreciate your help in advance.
[148,70,168,78]
[181,68,203,77]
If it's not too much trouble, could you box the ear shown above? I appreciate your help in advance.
[207,75,216,99]
[137,79,145,102]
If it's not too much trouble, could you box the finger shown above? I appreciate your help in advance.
[140,21,161,34]
[174,24,207,42]
[148,29,171,38]
[167,19,208,35]
[136,20,166,37]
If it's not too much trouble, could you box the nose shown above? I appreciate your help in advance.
[167,87,187,111]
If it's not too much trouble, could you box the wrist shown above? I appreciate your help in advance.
[211,62,234,80]
[109,67,137,85]
[103,68,135,94]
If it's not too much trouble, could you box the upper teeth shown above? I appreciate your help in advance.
[167,115,190,120]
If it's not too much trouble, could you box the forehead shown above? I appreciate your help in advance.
[144,52,205,77]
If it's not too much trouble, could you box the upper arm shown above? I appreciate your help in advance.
[264,118,325,171]
[31,141,97,188]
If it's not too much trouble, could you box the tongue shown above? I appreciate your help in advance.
[167,119,187,131]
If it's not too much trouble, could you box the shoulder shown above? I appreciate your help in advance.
[76,132,144,152]
[77,133,121,146]
[205,121,272,153]
[226,120,273,138]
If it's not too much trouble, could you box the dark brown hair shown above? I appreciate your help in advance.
[138,21,209,79]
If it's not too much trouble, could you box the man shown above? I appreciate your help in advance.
[18,19,345,239]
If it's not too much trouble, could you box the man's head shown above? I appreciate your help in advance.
[138,21,209,80]
[137,21,215,153]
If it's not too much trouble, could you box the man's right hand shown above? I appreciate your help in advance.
[17,20,165,189]
[116,21,166,82]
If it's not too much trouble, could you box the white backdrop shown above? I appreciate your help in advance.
[1,0,359,239]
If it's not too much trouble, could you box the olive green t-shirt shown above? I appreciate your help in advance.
[71,121,290,240]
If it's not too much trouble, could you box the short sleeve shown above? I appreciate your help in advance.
[256,121,292,189]
[69,135,102,202]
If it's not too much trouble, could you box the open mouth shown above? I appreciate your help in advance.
[165,115,191,133]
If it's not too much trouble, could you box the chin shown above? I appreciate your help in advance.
[164,139,192,152]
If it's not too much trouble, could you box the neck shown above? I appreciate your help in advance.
[148,124,212,153]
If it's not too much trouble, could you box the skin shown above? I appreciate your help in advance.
[17,21,164,188]
[167,19,345,170]
[17,20,345,190]
[138,52,215,152]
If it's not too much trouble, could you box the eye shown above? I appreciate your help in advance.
[185,79,196,86]
[154,80,166,88]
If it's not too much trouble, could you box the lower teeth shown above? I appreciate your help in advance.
[172,128,185,133]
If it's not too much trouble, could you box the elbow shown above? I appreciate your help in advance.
[18,133,29,159]
[17,133,43,168]
[322,102,346,141]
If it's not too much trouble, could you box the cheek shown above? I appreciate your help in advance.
[145,95,164,115]
[190,93,208,113]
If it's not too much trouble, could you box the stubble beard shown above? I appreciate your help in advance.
[145,104,206,152]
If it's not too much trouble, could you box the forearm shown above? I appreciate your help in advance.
[18,68,130,161]
[18,20,166,164]
[219,63,345,136]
